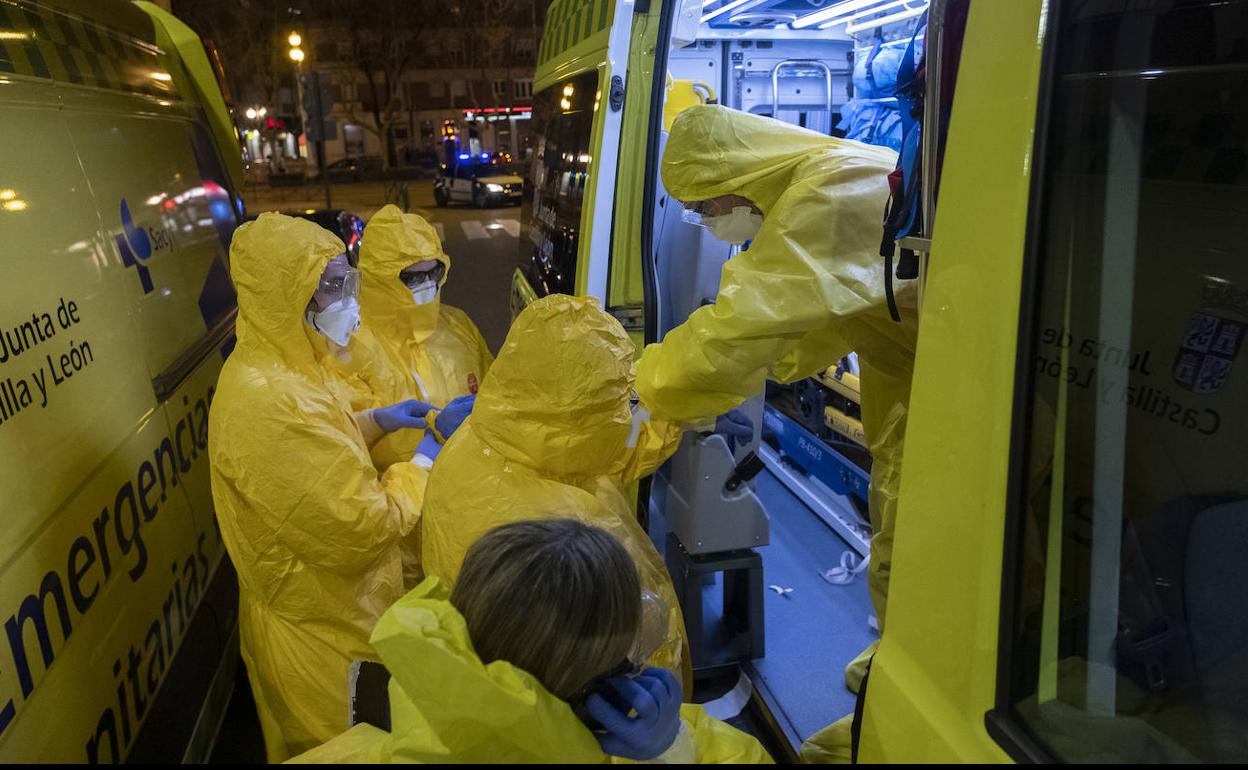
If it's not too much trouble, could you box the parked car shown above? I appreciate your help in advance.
[319,156,383,183]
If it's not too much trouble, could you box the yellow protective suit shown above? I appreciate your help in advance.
[351,204,493,470]
[338,205,494,583]
[208,213,428,762]
[420,294,691,677]
[631,106,918,757]
[290,579,773,764]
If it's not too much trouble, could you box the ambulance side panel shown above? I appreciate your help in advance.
[0,1,239,761]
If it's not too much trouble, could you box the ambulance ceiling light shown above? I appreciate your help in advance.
[792,0,920,30]
[844,2,925,33]
[821,0,914,27]
[701,0,766,24]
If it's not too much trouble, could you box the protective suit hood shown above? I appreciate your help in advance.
[472,295,634,478]
[662,104,893,212]
[212,214,428,760]
[370,578,606,763]
[359,205,450,345]
[642,104,916,766]
[232,212,347,368]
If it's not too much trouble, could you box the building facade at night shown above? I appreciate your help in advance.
[238,21,539,171]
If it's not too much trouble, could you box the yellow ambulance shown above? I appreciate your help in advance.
[1,0,244,761]
[518,0,1248,762]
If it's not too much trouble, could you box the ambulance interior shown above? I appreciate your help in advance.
[643,0,936,751]
[646,0,1248,762]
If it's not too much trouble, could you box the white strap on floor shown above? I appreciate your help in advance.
[701,669,754,721]
[820,550,870,586]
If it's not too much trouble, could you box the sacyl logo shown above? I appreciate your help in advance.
[116,199,155,293]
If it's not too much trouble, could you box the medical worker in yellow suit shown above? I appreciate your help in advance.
[420,294,691,678]
[631,106,918,761]
[343,205,493,583]
[208,214,432,761]
[351,205,492,468]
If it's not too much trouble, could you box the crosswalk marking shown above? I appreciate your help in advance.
[435,218,521,244]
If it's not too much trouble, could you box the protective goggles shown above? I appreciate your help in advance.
[630,589,670,667]
[399,261,446,289]
[316,265,362,305]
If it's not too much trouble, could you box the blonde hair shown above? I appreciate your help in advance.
[450,519,641,700]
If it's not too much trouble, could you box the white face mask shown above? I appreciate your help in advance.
[307,296,361,347]
[410,280,439,306]
[704,206,763,245]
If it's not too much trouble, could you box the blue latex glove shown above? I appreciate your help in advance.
[374,399,434,433]
[415,431,442,464]
[434,394,476,441]
[586,668,682,761]
[715,408,754,448]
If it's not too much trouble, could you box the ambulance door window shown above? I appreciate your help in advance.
[999,0,1248,762]
[520,70,598,297]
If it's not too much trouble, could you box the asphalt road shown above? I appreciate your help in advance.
[245,180,523,353]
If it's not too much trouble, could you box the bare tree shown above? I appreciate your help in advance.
[174,0,310,174]
[174,0,291,115]
[470,1,515,111]
[439,0,532,150]
[318,0,435,169]
[175,0,546,165]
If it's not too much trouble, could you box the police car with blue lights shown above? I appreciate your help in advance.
[433,153,524,209]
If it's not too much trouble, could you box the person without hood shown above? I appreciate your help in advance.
[420,294,690,677]
[631,105,919,758]
[292,519,773,764]
[208,213,434,761]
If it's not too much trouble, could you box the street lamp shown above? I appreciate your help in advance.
[288,32,307,175]
[285,29,327,206]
